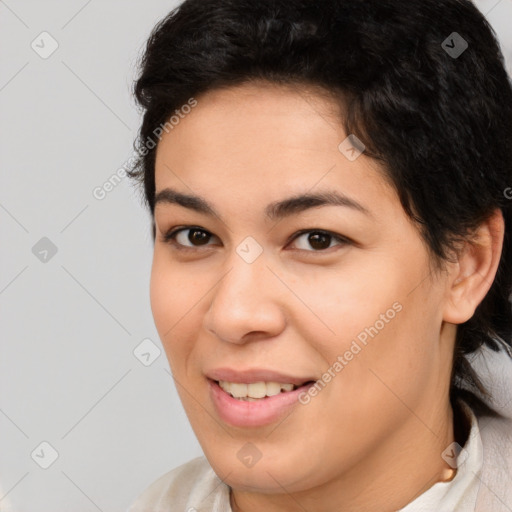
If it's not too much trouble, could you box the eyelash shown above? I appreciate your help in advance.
[160,226,351,254]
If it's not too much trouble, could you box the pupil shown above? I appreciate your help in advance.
[309,232,330,250]
[190,230,210,245]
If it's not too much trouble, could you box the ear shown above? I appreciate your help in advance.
[443,209,505,324]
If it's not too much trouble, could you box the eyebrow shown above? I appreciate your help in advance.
[154,187,372,221]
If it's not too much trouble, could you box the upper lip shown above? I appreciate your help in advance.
[205,368,316,386]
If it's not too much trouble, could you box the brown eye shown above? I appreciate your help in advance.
[187,229,211,246]
[162,226,350,253]
[290,230,349,252]
[307,232,332,250]
[163,227,217,249]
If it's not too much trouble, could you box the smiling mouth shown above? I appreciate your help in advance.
[214,379,316,401]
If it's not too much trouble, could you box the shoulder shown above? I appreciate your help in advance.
[474,412,512,511]
[127,456,231,512]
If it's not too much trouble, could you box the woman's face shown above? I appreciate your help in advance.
[150,82,455,495]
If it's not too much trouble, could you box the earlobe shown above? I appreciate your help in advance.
[443,209,505,324]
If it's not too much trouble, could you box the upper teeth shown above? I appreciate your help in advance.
[218,381,296,398]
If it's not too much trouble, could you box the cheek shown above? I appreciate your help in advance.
[288,258,439,397]
[285,262,402,353]
[149,253,201,353]
[325,285,442,419]
[149,255,172,335]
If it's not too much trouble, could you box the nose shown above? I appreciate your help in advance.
[203,253,287,345]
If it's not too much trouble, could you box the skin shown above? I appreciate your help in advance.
[149,81,504,512]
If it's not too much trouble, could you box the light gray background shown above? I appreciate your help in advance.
[1,1,511,511]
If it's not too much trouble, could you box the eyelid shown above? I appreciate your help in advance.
[161,226,352,253]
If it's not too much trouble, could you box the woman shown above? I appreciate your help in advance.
[127,0,512,510]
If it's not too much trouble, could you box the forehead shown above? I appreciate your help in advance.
[156,82,342,158]
[188,80,343,118]
[153,81,396,218]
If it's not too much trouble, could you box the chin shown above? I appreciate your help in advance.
[204,447,318,494]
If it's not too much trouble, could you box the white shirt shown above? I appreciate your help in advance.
[127,401,512,511]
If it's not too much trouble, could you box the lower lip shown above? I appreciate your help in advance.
[208,379,314,428]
